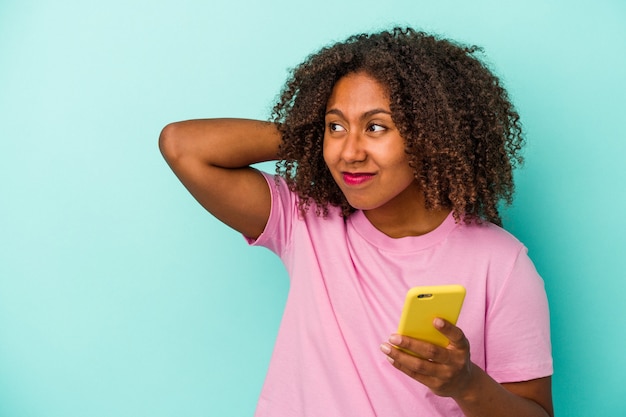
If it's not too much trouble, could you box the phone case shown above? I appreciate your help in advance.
[397,284,466,349]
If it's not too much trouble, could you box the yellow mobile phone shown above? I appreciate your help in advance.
[397,285,466,349]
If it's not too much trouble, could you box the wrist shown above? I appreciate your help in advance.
[452,362,485,405]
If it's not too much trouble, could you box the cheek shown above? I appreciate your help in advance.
[376,143,411,170]
[322,138,335,165]
[390,155,416,183]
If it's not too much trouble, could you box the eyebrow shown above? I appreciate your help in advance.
[325,108,392,120]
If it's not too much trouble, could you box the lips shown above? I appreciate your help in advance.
[342,172,375,186]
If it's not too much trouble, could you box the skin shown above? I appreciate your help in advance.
[323,72,450,237]
[159,71,553,417]
[159,118,279,239]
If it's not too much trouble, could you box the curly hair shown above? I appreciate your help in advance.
[271,27,524,226]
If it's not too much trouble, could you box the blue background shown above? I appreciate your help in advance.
[1,0,625,415]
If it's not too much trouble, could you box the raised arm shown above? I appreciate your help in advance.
[159,118,281,239]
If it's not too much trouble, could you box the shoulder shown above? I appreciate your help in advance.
[451,220,526,258]
[252,172,344,247]
[264,172,344,220]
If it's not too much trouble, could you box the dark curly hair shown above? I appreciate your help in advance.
[272,27,524,226]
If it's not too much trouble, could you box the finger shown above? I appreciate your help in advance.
[433,318,469,350]
[386,334,448,363]
[380,341,438,378]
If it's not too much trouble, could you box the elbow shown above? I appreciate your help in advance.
[159,122,183,164]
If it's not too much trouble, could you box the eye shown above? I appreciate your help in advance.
[328,122,346,132]
[367,123,386,132]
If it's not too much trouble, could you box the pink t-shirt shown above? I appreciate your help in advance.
[248,173,552,417]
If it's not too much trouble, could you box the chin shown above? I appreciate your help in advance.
[345,199,378,212]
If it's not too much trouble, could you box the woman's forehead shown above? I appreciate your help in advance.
[326,72,391,113]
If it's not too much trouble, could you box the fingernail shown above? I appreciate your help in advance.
[380,344,391,354]
[389,334,402,345]
[386,356,395,364]
[433,318,445,328]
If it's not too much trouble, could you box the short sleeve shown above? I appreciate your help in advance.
[485,248,553,383]
[245,172,297,257]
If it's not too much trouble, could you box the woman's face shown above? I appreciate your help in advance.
[323,72,421,215]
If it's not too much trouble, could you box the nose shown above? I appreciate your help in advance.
[340,131,366,163]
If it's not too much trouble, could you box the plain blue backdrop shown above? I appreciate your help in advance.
[1,0,625,416]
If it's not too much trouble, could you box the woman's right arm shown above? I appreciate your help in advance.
[158,118,281,239]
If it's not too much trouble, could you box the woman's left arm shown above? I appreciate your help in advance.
[380,319,554,417]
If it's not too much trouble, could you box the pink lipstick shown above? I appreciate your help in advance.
[342,172,375,186]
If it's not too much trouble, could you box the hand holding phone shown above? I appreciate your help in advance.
[396,285,466,350]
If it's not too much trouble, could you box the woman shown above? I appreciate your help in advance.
[159,27,553,417]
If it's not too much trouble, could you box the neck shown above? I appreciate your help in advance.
[363,183,451,238]
[365,207,451,238]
